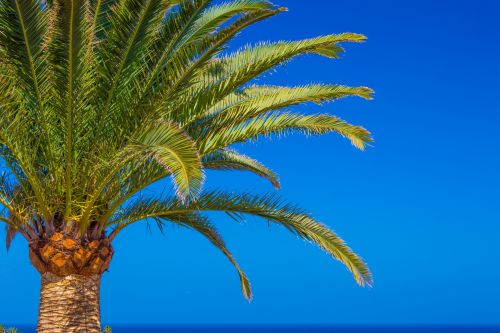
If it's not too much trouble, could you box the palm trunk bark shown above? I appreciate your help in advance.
[36,272,102,333]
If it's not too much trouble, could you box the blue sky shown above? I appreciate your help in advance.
[1,0,500,326]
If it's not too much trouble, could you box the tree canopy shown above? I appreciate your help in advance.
[0,0,373,299]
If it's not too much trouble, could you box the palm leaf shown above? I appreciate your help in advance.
[109,191,373,287]
[203,149,280,188]
[197,112,373,153]
[129,121,204,200]
[109,199,252,299]
[159,211,252,300]
[197,191,373,286]
[190,85,373,145]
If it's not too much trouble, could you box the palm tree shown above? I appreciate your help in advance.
[0,0,373,332]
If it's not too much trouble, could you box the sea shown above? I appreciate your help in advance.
[9,326,500,333]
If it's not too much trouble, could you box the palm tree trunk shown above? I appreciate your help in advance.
[36,272,102,333]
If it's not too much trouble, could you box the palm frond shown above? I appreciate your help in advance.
[197,84,373,125]
[89,0,115,38]
[194,191,373,286]
[203,149,280,188]
[0,129,51,218]
[109,191,373,287]
[158,212,252,300]
[0,175,36,241]
[110,199,252,299]
[0,178,29,226]
[139,0,210,99]
[197,112,373,153]
[129,121,204,200]
[184,0,274,44]
[210,33,365,80]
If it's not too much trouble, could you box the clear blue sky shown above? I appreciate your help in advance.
[1,0,499,326]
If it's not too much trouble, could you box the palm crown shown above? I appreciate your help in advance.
[0,0,373,301]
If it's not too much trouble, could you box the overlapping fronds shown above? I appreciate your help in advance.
[126,121,204,200]
[0,0,373,293]
[0,0,53,195]
[0,174,35,243]
[167,33,366,125]
[0,0,48,112]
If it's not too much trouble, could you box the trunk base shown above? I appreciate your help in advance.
[29,233,113,277]
[37,273,102,333]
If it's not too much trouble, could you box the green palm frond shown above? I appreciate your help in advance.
[80,120,203,227]
[211,33,365,79]
[88,0,115,38]
[152,0,277,83]
[0,177,29,227]
[202,149,280,188]
[109,198,252,299]
[197,112,373,153]
[199,84,373,123]
[198,191,373,287]
[129,121,204,199]
[109,191,372,287]
[190,85,373,143]
[158,211,252,300]
[138,0,211,98]
[183,0,274,43]
[0,129,50,218]
[0,174,34,242]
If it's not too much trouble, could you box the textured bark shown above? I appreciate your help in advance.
[37,273,102,333]
[29,233,113,276]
